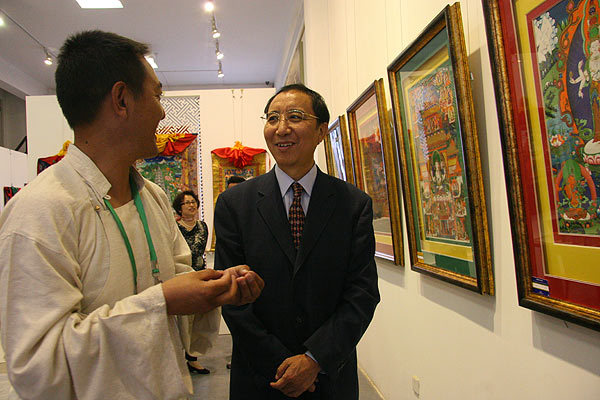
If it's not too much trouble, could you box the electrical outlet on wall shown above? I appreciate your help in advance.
[412,375,420,397]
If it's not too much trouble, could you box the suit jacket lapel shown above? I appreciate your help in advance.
[257,170,296,267]
[294,170,336,276]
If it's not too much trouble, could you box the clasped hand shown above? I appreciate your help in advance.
[270,354,320,398]
[162,265,264,315]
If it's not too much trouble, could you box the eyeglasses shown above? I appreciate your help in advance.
[261,109,319,126]
[181,200,197,206]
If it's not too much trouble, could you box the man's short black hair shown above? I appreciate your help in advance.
[226,176,246,187]
[172,190,199,216]
[263,84,330,125]
[55,30,149,129]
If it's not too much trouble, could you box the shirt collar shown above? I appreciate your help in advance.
[275,163,317,197]
[63,144,146,200]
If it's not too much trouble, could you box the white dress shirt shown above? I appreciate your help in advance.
[275,163,317,217]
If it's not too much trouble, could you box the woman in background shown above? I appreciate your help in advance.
[173,190,208,271]
[173,190,210,374]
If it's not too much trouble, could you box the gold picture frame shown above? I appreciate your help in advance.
[347,79,403,265]
[483,0,600,328]
[324,115,355,184]
[387,3,493,293]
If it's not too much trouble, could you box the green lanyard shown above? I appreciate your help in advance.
[103,177,160,294]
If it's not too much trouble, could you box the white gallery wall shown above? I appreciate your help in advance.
[26,96,75,183]
[303,0,600,399]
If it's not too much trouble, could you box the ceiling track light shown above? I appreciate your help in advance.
[217,61,224,78]
[44,49,53,66]
[207,2,225,80]
[211,15,220,38]
[0,8,56,66]
[215,40,224,60]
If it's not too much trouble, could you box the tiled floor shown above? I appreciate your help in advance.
[0,334,384,399]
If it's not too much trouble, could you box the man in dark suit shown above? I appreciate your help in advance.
[215,84,380,399]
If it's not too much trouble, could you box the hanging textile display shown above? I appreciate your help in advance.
[211,140,266,169]
[209,141,267,250]
[211,141,267,194]
[155,132,197,155]
[136,96,202,212]
[137,135,198,205]
[37,141,71,175]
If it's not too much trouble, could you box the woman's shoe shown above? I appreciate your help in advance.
[187,363,210,374]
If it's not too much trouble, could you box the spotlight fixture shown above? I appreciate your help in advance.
[211,15,220,38]
[204,1,215,12]
[0,16,5,27]
[215,41,224,60]
[217,61,224,78]
[44,49,53,66]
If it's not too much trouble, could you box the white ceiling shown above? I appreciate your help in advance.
[0,0,303,94]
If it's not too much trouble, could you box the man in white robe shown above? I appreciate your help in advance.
[0,30,264,400]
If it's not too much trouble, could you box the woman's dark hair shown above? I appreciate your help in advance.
[172,190,199,216]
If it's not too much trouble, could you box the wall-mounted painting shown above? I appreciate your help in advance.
[347,79,403,265]
[324,115,355,184]
[388,3,493,294]
[483,0,600,327]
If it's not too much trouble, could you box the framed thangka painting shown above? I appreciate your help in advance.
[483,0,600,328]
[388,3,493,293]
[347,79,403,265]
[324,115,355,184]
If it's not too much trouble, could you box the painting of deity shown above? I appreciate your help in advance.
[137,156,184,203]
[389,3,493,293]
[483,0,600,328]
[406,64,472,245]
[530,0,600,243]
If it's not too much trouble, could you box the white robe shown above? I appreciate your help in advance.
[0,145,219,399]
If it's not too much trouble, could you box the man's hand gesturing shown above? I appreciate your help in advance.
[225,265,264,305]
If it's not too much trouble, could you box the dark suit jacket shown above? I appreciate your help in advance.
[214,168,380,400]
